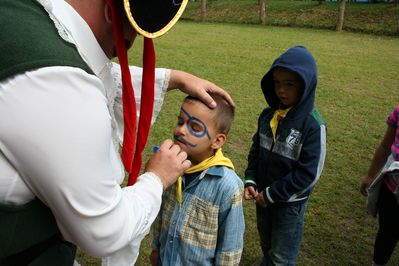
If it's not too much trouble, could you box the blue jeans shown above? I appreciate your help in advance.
[256,201,307,266]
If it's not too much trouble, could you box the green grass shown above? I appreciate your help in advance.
[182,0,399,36]
[77,21,399,266]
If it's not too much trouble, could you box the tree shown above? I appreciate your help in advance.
[201,0,206,22]
[259,0,266,25]
[336,0,346,31]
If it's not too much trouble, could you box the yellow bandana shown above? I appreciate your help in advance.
[270,107,292,142]
[176,148,234,209]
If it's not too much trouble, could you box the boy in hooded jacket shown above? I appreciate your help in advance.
[244,46,327,265]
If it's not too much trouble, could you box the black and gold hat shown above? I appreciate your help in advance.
[123,0,188,38]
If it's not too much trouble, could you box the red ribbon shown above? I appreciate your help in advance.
[128,38,155,185]
[107,0,155,186]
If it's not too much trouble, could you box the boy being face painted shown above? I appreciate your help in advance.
[173,94,234,165]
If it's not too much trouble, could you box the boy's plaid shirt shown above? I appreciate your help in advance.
[151,166,244,266]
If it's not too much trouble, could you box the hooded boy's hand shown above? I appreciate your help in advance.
[244,186,258,200]
[255,191,267,208]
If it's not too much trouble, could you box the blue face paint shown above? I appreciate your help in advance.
[175,108,211,148]
[174,107,211,148]
[180,107,211,140]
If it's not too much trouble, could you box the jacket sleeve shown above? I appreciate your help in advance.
[265,123,327,204]
[215,184,245,266]
[112,63,170,143]
[244,114,263,187]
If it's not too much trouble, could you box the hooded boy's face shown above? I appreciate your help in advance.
[273,67,303,108]
[173,100,218,165]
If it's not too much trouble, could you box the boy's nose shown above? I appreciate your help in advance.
[276,86,286,94]
[174,124,186,136]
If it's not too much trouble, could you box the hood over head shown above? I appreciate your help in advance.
[261,46,317,116]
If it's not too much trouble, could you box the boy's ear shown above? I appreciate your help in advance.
[211,133,227,150]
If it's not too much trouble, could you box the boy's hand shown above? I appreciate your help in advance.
[145,139,191,189]
[244,186,258,200]
[149,250,160,266]
[255,191,267,208]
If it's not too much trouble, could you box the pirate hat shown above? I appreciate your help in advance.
[123,0,188,38]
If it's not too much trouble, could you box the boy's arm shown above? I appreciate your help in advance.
[215,185,245,266]
[150,194,164,251]
[150,214,162,250]
[149,204,163,266]
[244,122,261,188]
[265,123,327,204]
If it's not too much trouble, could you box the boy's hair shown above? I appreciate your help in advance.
[184,93,234,135]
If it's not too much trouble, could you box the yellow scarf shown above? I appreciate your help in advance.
[270,107,292,142]
[176,148,234,209]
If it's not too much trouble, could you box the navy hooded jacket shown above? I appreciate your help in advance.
[244,46,326,205]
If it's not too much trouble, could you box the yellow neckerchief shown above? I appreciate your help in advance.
[176,148,234,209]
[270,107,292,142]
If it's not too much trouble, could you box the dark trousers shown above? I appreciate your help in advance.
[373,183,399,264]
[256,202,307,266]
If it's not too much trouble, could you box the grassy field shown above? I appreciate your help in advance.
[182,0,399,36]
[77,21,399,266]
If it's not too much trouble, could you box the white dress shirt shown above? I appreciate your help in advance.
[0,0,170,264]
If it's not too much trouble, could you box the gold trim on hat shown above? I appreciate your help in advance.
[123,0,188,39]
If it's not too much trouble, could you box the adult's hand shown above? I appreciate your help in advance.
[145,139,191,189]
[168,70,235,108]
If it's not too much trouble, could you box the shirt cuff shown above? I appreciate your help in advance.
[264,187,274,205]
[142,172,164,191]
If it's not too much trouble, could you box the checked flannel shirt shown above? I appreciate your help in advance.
[151,166,245,266]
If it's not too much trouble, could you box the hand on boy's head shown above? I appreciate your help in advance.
[170,70,235,108]
[145,139,191,189]
[200,82,235,109]
[186,80,235,109]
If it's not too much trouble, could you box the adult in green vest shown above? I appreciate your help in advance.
[0,0,234,265]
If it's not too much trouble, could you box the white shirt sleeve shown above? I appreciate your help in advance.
[111,63,170,144]
[0,66,164,258]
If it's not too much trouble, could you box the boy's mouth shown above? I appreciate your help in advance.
[174,136,197,148]
[279,97,289,103]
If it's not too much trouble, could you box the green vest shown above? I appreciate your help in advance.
[0,0,93,80]
[0,199,76,265]
[1,0,94,264]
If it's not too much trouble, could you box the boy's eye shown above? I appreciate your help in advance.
[189,122,205,133]
[177,117,184,125]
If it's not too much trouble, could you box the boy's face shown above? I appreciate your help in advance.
[273,67,303,107]
[173,100,220,165]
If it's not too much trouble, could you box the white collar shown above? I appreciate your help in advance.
[37,0,110,77]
